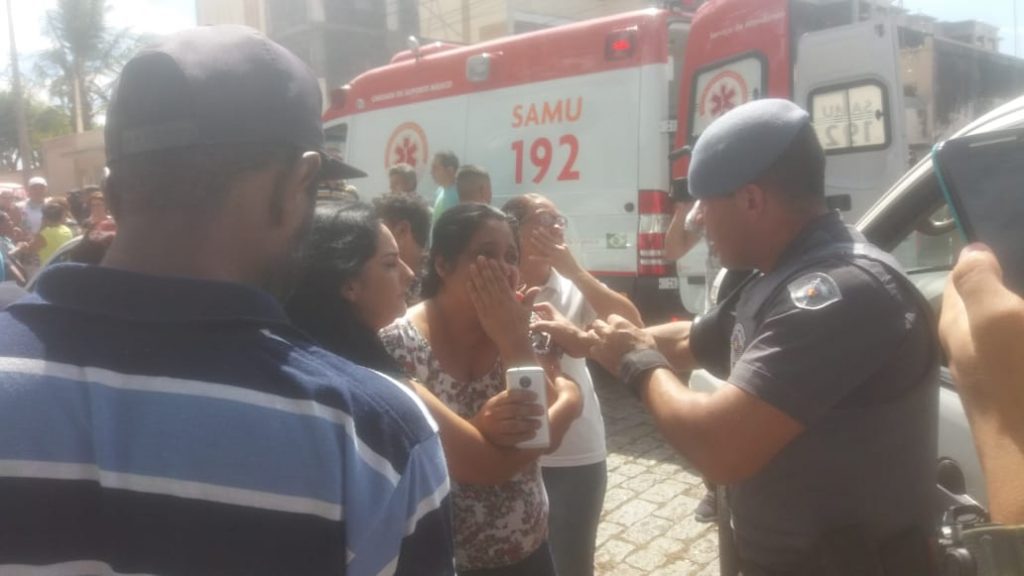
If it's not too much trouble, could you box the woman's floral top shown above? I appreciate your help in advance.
[380,316,548,570]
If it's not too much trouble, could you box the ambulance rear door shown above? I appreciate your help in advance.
[794,18,908,222]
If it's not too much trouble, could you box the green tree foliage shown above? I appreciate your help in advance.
[34,0,143,133]
[0,91,71,170]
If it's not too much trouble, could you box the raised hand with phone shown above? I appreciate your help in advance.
[467,254,582,450]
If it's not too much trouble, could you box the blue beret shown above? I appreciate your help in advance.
[688,99,811,200]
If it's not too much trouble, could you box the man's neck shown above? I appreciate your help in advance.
[101,221,257,285]
[755,207,829,274]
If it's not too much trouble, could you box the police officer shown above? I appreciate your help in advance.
[588,99,939,575]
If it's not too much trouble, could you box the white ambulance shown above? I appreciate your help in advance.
[323,9,693,322]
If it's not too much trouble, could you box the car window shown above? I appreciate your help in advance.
[882,206,960,375]
[890,203,965,273]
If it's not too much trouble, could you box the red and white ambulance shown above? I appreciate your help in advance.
[323,9,692,322]
[673,0,1024,282]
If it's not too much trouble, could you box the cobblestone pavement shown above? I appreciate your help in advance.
[593,373,720,576]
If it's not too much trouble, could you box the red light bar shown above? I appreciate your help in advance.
[605,28,637,61]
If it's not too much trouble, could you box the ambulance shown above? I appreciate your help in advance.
[322,9,693,322]
[326,0,1024,320]
[673,0,1024,286]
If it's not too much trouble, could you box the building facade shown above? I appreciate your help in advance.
[418,0,659,44]
[196,0,419,94]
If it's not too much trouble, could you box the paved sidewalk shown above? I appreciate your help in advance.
[593,373,720,576]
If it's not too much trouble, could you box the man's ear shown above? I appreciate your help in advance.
[738,183,768,216]
[277,152,321,227]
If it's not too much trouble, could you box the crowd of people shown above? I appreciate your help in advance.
[2,24,1024,576]
[0,177,116,290]
[291,154,624,574]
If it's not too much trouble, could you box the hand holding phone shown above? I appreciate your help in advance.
[933,128,1024,294]
[505,366,550,449]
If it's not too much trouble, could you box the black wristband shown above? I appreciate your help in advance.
[619,348,672,397]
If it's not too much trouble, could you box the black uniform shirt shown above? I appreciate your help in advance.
[727,212,938,571]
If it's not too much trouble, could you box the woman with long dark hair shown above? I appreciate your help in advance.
[285,202,411,373]
[381,203,583,576]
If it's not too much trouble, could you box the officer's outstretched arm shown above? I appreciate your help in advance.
[644,321,697,372]
[591,315,804,485]
[641,370,804,484]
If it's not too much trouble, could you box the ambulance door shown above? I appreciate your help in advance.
[794,18,908,223]
[464,62,642,276]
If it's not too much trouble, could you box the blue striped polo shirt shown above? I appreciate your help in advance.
[0,264,455,576]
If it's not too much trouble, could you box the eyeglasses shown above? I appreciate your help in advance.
[531,211,568,229]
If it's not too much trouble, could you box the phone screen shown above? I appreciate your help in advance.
[934,129,1024,294]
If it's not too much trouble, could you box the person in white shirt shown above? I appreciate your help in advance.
[504,193,642,576]
[17,177,49,236]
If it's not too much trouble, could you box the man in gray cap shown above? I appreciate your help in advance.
[584,99,938,574]
[0,26,455,575]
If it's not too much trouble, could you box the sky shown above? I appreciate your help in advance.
[1,0,197,86]
[1,0,1022,85]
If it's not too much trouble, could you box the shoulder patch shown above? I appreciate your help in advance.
[730,323,746,359]
[788,272,842,310]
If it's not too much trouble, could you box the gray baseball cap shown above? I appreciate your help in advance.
[688,99,811,200]
[105,25,366,180]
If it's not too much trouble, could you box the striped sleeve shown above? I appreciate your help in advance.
[347,375,455,576]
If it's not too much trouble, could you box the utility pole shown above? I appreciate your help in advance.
[5,0,34,184]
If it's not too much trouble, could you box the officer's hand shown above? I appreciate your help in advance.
[588,314,658,377]
[531,302,596,358]
[940,244,1024,419]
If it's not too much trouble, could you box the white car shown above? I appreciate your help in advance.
[690,93,1024,507]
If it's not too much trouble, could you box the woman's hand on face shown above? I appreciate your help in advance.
[528,227,582,280]
[467,255,535,351]
[472,388,544,447]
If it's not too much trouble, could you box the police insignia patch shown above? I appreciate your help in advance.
[730,323,746,361]
[788,272,842,310]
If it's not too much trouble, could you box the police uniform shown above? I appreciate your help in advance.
[689,100,939,574]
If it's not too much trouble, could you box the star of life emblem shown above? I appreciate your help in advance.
[788,272,842,310]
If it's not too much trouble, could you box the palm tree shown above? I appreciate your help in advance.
[36,0,141,133]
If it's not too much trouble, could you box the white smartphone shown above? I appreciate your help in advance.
[505,366,550,450]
